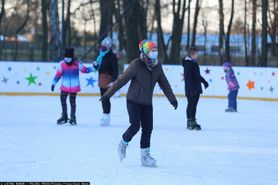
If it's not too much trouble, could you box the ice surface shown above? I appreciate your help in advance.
[0,96,278,185]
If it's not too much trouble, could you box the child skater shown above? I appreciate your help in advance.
[223,62,240,112]
[100,40,178,167]
[182,47,209,130]
[51,47,93,125]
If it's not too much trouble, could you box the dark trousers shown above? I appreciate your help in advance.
[60,91,77,116]
[123,100,153,149]
[228,90,238,110]
[186,94,200,120]
[100,88,111,114]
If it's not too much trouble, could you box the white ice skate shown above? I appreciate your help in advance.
[141,148,157,167]
[100,113,110,127]
[118,140,128,162]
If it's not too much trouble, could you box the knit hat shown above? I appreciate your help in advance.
[101,37,112,48]
[139,40,157,54]
[64,47,74,58]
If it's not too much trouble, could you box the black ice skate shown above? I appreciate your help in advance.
[69,114,77,125]
[57,113,68,124]
[187,119,201,130]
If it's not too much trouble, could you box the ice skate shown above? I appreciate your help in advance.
[141,148,157,167]
[57,113,68,124]
[118,140,128,162]
[225,108,237,112]
[187,119,201,130]
[69,114,77,125]
[100,113,110,127]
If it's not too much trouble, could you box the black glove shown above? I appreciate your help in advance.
[93,61,99,69]
[171,100,178,110]
[204,81,209,89]
[99,94,109,102]
[51,85,55,92]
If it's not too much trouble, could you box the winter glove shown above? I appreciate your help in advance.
[99,94,109,102]
[51,85,55,92]
[171,100,178,110]
[204,81,209,89]
[93,61,99,69]
[108,82,113,88]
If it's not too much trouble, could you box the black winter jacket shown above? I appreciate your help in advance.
[182,57,208,96]
[98,50,118,82]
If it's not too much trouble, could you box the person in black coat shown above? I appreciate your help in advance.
[182,47,209,130]
[93,36,118,126]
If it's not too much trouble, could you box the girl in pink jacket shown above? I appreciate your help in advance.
[51,48,93,125]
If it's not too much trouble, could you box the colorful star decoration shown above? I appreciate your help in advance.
[246,80,255,90]
[269,86,274,93]
[2,77,8,84]
[25,73,37,85]
[204,68,211,75]
[86,77,97,87]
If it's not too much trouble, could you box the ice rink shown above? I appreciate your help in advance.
[1,95,278,185]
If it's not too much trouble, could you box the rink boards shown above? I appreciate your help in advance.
[0,61,277,101]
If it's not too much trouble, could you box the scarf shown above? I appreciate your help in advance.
[95,49,110,70]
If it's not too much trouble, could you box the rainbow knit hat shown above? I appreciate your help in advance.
[139,40,157,54]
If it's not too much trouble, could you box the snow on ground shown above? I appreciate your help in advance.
[0,95,278,185]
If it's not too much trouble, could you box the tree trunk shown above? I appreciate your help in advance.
[49,0,61,61]
[243,0,249,66]
[99,0,113,42]
[115,0,125,51]
[251,0,257,66]
[261,0,268,66]
[218,0,225,63]
[137,1,148,40]
[224,0,235,63]
[191,0,202,47]
[186,0,192,50]
[66,0,71,46]
[170,0,187,64]
[13,0,30,61]
[0,0,4,24]
[155,0,169,63]
[41,0,48,61]
[123,0,140,62]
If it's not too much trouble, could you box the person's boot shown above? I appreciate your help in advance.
[141,147,157,167]
[225,108,237,112]
[118,140,128,162]
[192,119,201,130]
[57,113,68,124]
[100,113,110,127]
[187,119,201,130]
[69,114,77,125]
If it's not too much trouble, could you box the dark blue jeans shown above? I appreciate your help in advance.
[228,90,238,110]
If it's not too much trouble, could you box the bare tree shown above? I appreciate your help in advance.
[155,0,169,63]
[191,0,203,47]
[13,0,30,61]
[0,0,4,24]
[218,0,225,63]
[123,0,140,62]
[99,0,113,41]
[243,0,250,66]
[41,0,48,61]
[48,0,61,61]
[267,0,278,57]
[251,0,257,66]
[170,0,187,64]
[261,0,268,66]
